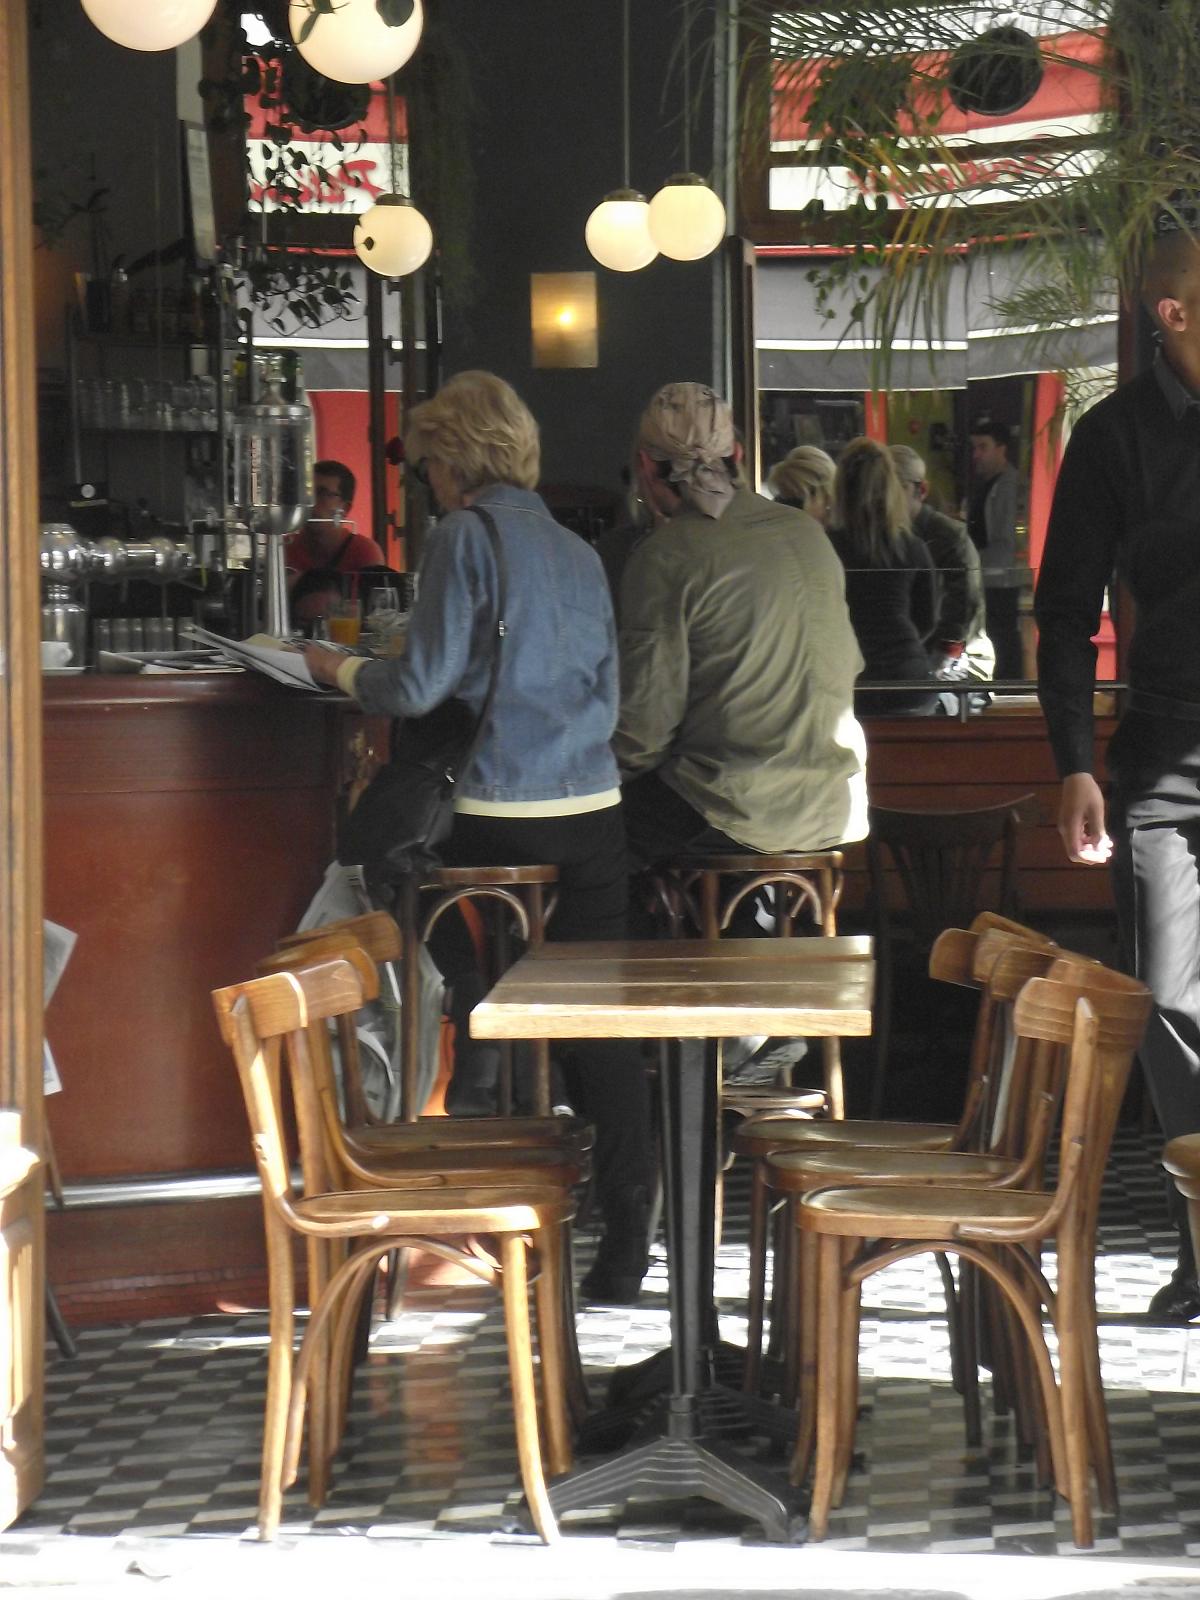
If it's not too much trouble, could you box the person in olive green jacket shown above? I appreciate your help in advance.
[615,382,868,866]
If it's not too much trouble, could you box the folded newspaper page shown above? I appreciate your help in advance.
[184,626,330,689]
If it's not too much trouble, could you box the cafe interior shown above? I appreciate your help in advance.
[3,0,1200,1591]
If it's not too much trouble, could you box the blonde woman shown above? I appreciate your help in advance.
[829,436,940,715]
[766,445,836,526]
[306,370,654,1303]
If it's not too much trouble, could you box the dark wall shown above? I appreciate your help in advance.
[29,3,183,293]
[438,0,728,491]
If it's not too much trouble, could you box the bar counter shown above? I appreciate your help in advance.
[42,671,362,1182]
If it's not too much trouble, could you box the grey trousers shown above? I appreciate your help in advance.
[1109,711,1200,1269]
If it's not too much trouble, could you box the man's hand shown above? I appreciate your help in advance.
[1058,771,1113,865]
[303,643,345,688]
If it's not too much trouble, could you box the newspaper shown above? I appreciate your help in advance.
[183,626,332,690]
[43,920,77,1096]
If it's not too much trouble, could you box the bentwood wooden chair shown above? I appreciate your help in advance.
[212,958,573,1543]
[260,931,592,1427]
[795,962,1151,1548]
[659,850,846,1119]
[280,910,586,1154]
[738,923,1059,1403]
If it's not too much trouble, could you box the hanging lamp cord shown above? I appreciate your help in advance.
[386,75,400,197]
[621,0,631,190]
[682,0,692,173]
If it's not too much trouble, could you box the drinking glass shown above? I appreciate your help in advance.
[328,598,362,647]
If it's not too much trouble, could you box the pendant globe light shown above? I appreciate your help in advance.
[80,0,216,51]
[585,0,657,273]
[647,0,726,260]
[290,0,424,86]
[353,78,433,277]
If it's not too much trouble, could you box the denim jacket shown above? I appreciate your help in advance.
[352,485,620,803]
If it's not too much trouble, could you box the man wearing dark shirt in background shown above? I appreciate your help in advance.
[968,417,1024,679]
[1036,224,1200,1320]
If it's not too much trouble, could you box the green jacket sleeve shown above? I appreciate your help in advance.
[613,539,690,777]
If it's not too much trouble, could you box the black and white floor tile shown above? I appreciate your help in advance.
[9,1130,1200,1585]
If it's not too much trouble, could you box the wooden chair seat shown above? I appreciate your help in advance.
[736,1116,955,1159]
[292,1183,574,1235]
[766,1146,1020,1190]
[801,1181,1050,1236]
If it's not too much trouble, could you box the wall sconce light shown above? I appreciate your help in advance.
[530,273,599,369]
[80,0,216,51]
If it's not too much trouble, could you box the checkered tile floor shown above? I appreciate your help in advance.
[11,1130,1200,1561]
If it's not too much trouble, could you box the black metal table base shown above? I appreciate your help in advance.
[546,1038,808,1540]
[548,1432,806,1543]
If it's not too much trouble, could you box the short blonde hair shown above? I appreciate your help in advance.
[406,370,540,493]
[767,445,835,507]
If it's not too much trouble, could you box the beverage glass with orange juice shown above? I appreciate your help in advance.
[328,598,361,646]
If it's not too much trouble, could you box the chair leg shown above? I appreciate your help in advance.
[789,1223,818,1482]
[257,1224,297,1540]
[532,1224,573,1478]
[957,1259,983,1449]
[1053,1234,1096,1548]
[806,1230,847,1539]
[832,1240,861,1507]
[500,1233,559,1544]
[560,1226,591,1426]
[743,1162,771,1393]
[822,1037,846,1121]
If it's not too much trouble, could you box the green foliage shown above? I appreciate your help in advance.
[734,0,1200,382]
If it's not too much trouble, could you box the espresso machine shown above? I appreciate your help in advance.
[39,523,199,667]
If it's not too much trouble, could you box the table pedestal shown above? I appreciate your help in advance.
[548,1038,806,1541]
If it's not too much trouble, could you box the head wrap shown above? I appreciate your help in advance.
[638,382,737,519]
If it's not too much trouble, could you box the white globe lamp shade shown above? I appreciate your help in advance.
[290,0,424,84]
[585,189,659,273]
[81,0,216,50]
[648,174,727,261]
[353,195,433,277]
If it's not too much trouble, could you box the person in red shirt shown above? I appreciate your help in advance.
[285,459,385,575]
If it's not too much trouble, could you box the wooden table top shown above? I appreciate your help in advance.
[471,937,874,1041]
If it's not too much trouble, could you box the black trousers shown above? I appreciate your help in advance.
[985,586,1024,680]
[1109,711,1200,1267]
[428,803,656,1218]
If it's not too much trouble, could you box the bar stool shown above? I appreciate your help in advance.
[395,865,558,1119]
[658,850,846,1118]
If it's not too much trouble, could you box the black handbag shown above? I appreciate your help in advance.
[337,505,507,888]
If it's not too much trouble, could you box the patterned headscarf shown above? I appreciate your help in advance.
[637,382,737,519]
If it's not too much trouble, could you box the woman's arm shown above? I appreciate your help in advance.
[304,516,483,714]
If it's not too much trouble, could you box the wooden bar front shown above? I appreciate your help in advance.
[42,673,349,1180]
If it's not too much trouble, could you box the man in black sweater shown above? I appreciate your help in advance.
[1036,225,1200,1320]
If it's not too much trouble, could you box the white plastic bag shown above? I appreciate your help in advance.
[296,864,445,1120]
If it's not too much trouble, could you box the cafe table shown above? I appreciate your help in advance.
[471,936,873,1541]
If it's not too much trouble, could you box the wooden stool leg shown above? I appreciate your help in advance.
[743,1161,771,1393]
[257,1219,296,1539]
[500,1234,559,1543]
[398,875,422,1123]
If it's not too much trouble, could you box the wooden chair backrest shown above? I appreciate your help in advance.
[926,926,1057,1152]
[212,960,366,1216]
[1012,964,1152,1222]
[281,909,403,965]
[867,795,1035,951]
[970,911,1057,949]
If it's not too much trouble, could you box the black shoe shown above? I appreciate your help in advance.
[1147,1269,1200,1322]
[579,1258,645,1306]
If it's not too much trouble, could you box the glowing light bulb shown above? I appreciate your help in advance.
[648,174,727,261]
[585,189,658,273]
[81,0,216,51]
